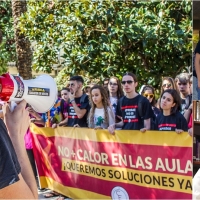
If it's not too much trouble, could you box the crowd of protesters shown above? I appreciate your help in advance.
[0,71,193,200]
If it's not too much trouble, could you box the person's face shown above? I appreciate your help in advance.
[103,81,109,89]
[160,92,175,111]
[91,88,103,106]
[176,80,190,95]
[69,80,80,94]
[162,80,173,90]
[121,75,137,93]
[143,89,154,103]
[61,89,69,102]
[108,78,118,94]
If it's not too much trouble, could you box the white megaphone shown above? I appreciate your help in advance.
[0,73,57,113]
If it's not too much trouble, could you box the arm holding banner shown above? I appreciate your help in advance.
[108,115,123,134]
[0,100,38,199]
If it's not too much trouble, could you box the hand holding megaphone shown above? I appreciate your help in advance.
[0,73,57,113]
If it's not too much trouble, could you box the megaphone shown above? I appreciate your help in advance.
[0,73,57,113]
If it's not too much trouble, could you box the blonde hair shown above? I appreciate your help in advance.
[88,85,110,128]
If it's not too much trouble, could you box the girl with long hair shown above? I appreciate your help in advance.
[107,76,124,115]
[156,77,178,109]
[155,89,188,134]
[88,85,115,129]
[141,85,160,117]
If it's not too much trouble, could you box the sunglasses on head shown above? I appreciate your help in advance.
[109,82,118,86]
[121,80,134,85]
[162,83,172,88]
[143,93,154,99]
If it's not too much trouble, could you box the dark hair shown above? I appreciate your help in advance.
[161,77,178,94]
[160,89,181,114]
[69,75,84,83]
[84,85,91,93]
[108,76,124,99]
[61,87,70,92]
[141,85,156,106]
[123,72,137,82]
[103,78,109,83]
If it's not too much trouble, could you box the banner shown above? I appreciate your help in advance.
[30,124,192,199]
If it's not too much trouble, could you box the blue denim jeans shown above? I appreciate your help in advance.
[193,76,200,100]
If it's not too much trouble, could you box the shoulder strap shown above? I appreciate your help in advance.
[60,99,65,113]
[138,95,144,118]
[80,93,87,104]
[118,96,125,110]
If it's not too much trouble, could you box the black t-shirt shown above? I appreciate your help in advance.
[155,111,188,131]
[0,119,21,189]
[116,95,154,130]
[67,94,90,127]
[193,40,200,77]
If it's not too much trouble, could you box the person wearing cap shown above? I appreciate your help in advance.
[108,72,154,134]
[68,75,90,127]
[175,72,192,115]
[0,100,38,199]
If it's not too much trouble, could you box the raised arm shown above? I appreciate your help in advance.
[0,100,38,199]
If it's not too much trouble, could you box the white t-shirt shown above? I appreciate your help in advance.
[93,106,115,129]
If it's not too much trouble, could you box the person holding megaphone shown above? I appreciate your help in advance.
[0,100,38,199]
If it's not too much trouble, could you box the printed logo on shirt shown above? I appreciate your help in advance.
[68,104,78,119]
[122,105,138,123]
[95,116,104,126]
[158,123,176,131]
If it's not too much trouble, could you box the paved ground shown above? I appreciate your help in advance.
[38,189,72,200]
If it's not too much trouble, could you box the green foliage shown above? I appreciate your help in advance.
[19,0,192,88]
[0,1,16,72]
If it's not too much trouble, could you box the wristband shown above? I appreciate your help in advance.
[70,99,75,103]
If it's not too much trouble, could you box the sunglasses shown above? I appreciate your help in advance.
[143,93,154,99]
[178,82,187,86]
[162,83,172,88]
[121,80,134,85]
[109,82,118,86]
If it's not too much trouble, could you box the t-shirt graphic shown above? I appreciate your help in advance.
[181,98,186,115]
[110,97,118,115]
[155,112,188,131]
[94,116,104,126]
[158,123,176,131]
[116,95,154,130]
[67,95,90,127]
[122,105,137,123]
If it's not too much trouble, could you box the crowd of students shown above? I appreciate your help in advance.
[0,71,193,200]
[25,71,192,199]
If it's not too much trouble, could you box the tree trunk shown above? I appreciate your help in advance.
[11,0,32,79]
[0,29,2,44]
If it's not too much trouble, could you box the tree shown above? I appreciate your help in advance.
[0,1,15,74]
[19,0,192,87]
[12,0,32,79]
